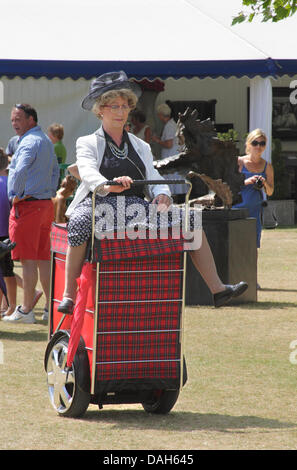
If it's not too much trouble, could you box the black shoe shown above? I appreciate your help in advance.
[226,281,248,298]
[58,298,74,315]
[0,239,16,260]
[213,287,233,308]
[214,282,248,308]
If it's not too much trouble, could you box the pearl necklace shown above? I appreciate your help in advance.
[108,140,128,159]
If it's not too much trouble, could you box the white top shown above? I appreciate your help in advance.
[160,118,181,159]
[66,126,171,217]
[134,125,150,142]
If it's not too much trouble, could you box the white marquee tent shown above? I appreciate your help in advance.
[1,0,297,160]
[2,0,297,79]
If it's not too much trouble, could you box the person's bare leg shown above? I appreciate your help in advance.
[14,272,23,288]
[63,243,87,301]
[189,230,225,294]
[14,271,43,307]
[0,292,7,314]
[21,259,38,312]
[37,260,51,311]
[2,276,17,315]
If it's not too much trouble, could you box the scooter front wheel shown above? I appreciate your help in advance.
[45,336,90,418]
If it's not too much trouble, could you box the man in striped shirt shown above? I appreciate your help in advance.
[6,104,59,324]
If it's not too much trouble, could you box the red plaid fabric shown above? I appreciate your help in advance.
[98,267,182,302]
[50,224,185,392]
[93,230,187,262]
[50,223,189,262]
[100,253,182,272]
[97,299,181,331]
[95,252,184,391]
[50,223,68,254]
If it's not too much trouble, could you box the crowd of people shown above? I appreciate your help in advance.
[0,70,275,325]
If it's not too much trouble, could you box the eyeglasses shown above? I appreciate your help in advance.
[251,140,266,147]
[103,104,131,113]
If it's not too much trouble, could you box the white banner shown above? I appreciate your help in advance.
[249,76,272,163]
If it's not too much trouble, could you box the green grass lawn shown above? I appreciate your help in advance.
[0,227,296,450]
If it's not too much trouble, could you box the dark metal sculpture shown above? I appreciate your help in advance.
[153,108,244,207]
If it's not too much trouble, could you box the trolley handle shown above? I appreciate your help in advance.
[104,179,188,186]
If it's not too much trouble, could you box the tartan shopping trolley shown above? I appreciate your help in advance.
[44,179,194,418]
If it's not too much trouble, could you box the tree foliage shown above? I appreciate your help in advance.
[232,0,297,24]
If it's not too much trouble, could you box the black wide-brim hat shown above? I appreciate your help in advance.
[81,71,141,110]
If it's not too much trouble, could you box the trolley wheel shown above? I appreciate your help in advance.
[142,389,180,414]
[45,335,90,418]
[141,357,187,414]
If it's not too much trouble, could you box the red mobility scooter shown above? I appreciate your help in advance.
[44,180,192,418]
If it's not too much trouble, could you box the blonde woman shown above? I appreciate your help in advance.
[233,129,274,287]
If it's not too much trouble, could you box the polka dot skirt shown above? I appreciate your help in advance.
[67,193,201,247]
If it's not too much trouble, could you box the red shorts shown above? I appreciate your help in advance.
[9,199,54,261]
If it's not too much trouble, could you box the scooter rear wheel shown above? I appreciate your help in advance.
[142,389,179,414]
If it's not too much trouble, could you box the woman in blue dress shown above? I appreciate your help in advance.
[233,129,274,286]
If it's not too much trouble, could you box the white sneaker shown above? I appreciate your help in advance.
[2,311,16,321]
[3,305,36,324]
[42,308,48,321]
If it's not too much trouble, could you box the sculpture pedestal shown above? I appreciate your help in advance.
[186,209,257,305]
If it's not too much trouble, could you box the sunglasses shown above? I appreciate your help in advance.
[251,140,266,147]
[14,104,37,120]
